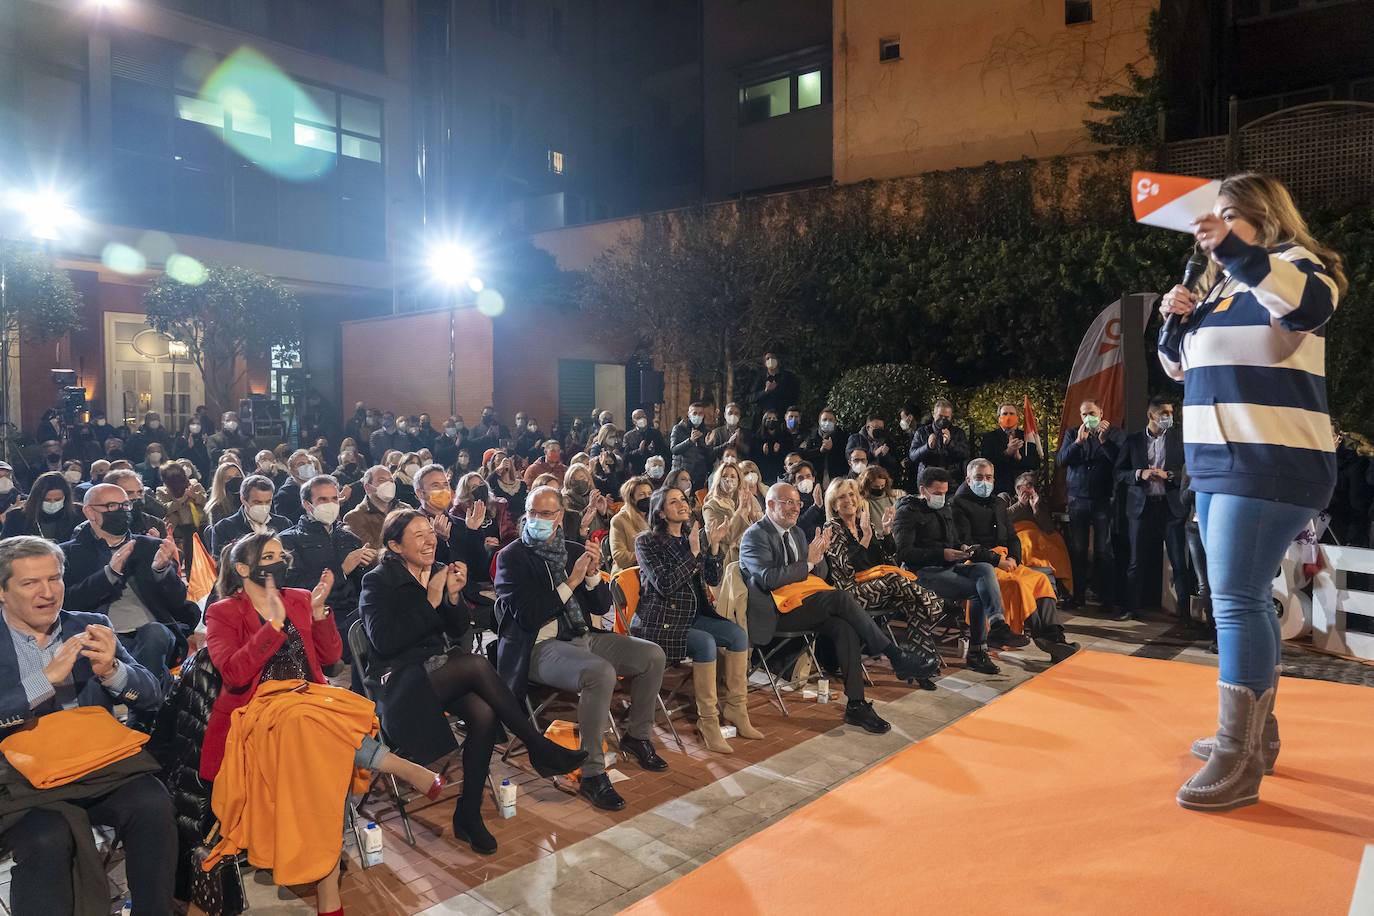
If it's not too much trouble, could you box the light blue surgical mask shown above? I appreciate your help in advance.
[525,517,556,542]
[1156,415,1174,431]
[925,494,946,510]
[688,414,703,427]
[970,480,994,499]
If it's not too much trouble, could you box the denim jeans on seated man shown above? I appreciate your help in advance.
[914,562,1005,648]
[116,620,177,690]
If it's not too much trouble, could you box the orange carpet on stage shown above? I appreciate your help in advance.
[627,651,1374,916]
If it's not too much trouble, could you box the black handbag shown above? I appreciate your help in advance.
[188,825,245,916]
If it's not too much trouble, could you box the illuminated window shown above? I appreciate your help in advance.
[548,149,565,174]
[175,95,223,128]
[797,70,822,109]
[740,77,790,122]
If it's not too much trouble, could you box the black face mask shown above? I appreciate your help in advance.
[764,419,778,429]
[934,417,952,430]
[471,486,489,503]
[635,497,651,515]
[100,507,130,536]
[226,489,242,507]
[249,559,289,586]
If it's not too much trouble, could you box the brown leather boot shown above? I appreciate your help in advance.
[721,649,764,740]
[692,660,732,754]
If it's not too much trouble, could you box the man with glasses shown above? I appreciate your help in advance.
[739,483,936,735]
[494,486,668,813]
[59,483,200,694]
[105,467,167,540]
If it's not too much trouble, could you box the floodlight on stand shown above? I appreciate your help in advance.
[427,243,477,288]
[4,189,80,241]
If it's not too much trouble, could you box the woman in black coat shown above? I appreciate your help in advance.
[1,471,82,542]
[357,508,584,855]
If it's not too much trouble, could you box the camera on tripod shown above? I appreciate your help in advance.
[51,369,86,425]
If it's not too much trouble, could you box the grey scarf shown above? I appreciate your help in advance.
[522,525,586,628]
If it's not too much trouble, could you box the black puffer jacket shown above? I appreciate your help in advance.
[148,647,221,901]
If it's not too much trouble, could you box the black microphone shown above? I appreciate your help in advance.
[1164,249,1209,336]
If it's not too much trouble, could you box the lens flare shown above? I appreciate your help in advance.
[101,242,147,275]
[199,47,335,182]
[166,253,208,286]
[476,288,505,317]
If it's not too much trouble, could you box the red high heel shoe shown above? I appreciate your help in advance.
[425,774,447,801]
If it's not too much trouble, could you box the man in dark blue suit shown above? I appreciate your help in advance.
[738,483,936,734]
[0,536,174,914]
[1058,398,1124,611]
[1114,397,1193,621]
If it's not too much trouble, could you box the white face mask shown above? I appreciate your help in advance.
[222,420,238,432]
[310,502,340,526]
[647,464,665,479]
[744,472,759,487]
[925,493,946,510]
[403,463,421,479]
[42,499,65,515]
[148,453,164,467]
[720,477,737,492]
[796,478,814,494]
[189,424,201,434]
[765,358,779,371]
[0,478,12,494]
[900,418,911,431]
[688,414,702,426]
[296,463,318,481]
[375,481,397,502]
[725,414,740,427]
[635,417,648,429]
[63,470,82,484]
[851,462,867,475]
[148,420,161,430]
[245,504,272,524]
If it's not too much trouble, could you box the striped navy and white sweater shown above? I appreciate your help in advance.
[1158,231,1340,510]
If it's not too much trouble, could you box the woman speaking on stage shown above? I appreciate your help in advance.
[1158,172,1346,812]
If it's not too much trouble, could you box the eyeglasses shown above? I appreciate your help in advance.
[93,500,134,512]
[773,498,802,508]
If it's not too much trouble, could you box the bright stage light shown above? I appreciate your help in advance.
[4,189,80,241]
[428,243,477,288]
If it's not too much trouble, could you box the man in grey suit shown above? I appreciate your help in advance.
[739,483,937,734]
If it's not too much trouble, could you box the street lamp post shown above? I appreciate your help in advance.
[0,190,81,463]
[427,243,479,417]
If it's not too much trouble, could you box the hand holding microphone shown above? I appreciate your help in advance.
[1160,249,1209,333]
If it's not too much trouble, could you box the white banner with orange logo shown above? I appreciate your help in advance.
[1131,170,1221,233]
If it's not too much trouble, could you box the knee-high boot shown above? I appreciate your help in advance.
[692,660,732,753]
[721,649,764,740]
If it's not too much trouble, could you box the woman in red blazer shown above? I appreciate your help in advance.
[202,532,442,915]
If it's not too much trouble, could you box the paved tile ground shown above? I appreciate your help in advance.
[3,605,1368,915]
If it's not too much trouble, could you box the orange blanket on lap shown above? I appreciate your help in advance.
[991,547,1057,635]
[0,707,148,789]
[206,680,379,885]
[854,565,918,584]
[772,575,834,613]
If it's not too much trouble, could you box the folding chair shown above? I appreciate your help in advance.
[749,627,822,717]
[348,621,493,845]
[609,566,687,751]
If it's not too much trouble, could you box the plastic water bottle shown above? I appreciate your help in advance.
[817,678,830,703]
[119,901,132,916]
[361,821,384,867]
[498,778,518,819]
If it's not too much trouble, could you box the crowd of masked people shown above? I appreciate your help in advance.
[19,346,1363,914]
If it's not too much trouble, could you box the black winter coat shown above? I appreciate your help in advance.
[357,555,474,764]
[950,484,1021,565]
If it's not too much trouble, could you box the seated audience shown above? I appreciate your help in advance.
[952,460,1077,661]
[664,467,700,519]
[61,483,200,691]
[279,474,372,655]
[910,398,970,481]
[524,439,569,487]
[754,408,793,482]
[451,471,518,586]
[786,461,826,542]
[890,467,1014,674]
[344,464,401,548]
[105,468,168,540]
[736,460,769,511]
[821,479,942,689]
[74,458,111,502]
[487,452,528,512]
[154,461,207,574]
[0,536,175,915]
[846,446,871,480]
[273,450,322,526]
[644,454,667,487]
[670,402,716,492]
[739,483,930,732]
[978,403,1042,496]
[207,411,255,465]
[609,476,653,574]
[857,465,903,538]
[203,533,441,909]
[561,463,609,546]
[701,463,761,568]
[392,453,424,508]
[2,471,81,543]
[592,444,628,498]
[494,487,669,812]
[412,463,458,564]
[633,487,761,753]
[1007,471,1076,600]
[209,474,289,557]
[359,510,584,853]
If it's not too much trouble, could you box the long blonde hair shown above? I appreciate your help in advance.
[1204,172,1348,295]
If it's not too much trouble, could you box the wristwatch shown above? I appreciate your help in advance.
[101,658,121,682]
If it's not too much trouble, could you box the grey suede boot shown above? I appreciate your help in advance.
[1177,681,1275,812]
[1191,668,1280,774]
